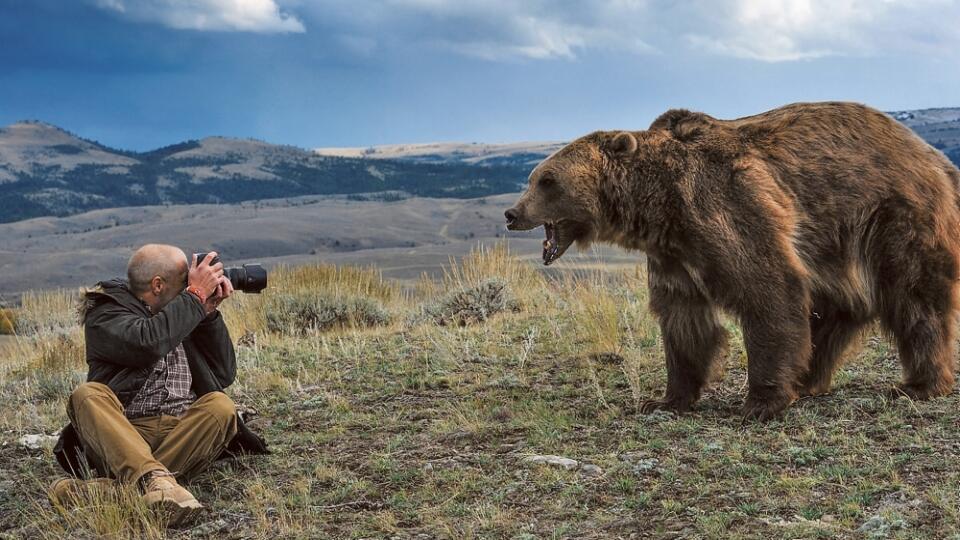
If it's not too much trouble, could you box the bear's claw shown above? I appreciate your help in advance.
[741,396,793,423]
[639,398,692,415]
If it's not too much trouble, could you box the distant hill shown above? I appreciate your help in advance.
[888,108,960,164]
[0,122,533,223]
[314,141,565,167]
[2,107,958,223]
[317,108,960,169]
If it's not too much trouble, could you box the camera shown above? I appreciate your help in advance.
[193,252,268,294]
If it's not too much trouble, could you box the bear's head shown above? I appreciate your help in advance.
[504,131,641,265]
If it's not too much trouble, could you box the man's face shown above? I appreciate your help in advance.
[150,255,189,312]
[162,264,188,304]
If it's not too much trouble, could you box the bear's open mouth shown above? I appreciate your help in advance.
[542,221,571,266]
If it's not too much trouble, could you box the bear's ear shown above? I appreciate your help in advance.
[606,131,638,156]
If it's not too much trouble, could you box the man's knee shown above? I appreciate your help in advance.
[198,392,237,427]
[69,382,116,413]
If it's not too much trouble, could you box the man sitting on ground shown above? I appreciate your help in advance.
[51,244,266,525]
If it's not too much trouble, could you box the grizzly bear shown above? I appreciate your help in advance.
[505,101,960,420]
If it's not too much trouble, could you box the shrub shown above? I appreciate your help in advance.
[221,263,402,338]
[34,370,85,402]
[265,292,391,335]
[420,278,519,327]
[418,242,546,312]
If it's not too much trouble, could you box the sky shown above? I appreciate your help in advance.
[1,0,958,151]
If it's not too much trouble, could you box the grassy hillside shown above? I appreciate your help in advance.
[0,122,533,223]
[0,193,645,300]
[1,244,959,539]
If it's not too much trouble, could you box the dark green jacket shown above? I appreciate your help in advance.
[54,279,267,477]
[82,278,235,404]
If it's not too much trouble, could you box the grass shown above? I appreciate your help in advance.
[1,241,959,538]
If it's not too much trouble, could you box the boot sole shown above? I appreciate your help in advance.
[143,494,204,527]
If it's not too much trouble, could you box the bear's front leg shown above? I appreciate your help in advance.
[643,258,729,415]
[739,297,812,421]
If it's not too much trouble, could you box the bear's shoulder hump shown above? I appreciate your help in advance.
[650,109,713,142]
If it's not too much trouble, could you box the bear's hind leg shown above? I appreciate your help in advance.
[643,258,728,414]
[883,295,957,400]
[797,306,866,397]
[875,241,959,400]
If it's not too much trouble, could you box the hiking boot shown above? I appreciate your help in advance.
[48,476,120,507]
[139,470,203,526]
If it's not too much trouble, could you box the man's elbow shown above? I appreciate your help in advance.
[222,354,238,386]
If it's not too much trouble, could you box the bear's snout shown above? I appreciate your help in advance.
[504,207,520,230]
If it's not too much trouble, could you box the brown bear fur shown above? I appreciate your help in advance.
[505,101,960,420]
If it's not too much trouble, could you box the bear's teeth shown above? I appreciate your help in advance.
[542,222,560,265]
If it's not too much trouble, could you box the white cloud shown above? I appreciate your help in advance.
[301,0,959,62]
[686,0,959,62]
[96,0,126,11]
[94,0,305,33]
[304,0,656,61]
[94,0,959,61]
[434,16,655,61]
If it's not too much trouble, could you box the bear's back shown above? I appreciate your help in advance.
[652,102,958,210]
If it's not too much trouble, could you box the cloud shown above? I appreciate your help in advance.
[296,0,960,63]
[685,0,848,61]
[93,0,305,33]
[91,0,959,61]
[302,0,656,61]
[432,16,656,61]
[685,0,960,62]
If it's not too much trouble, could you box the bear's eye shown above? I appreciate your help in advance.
[539,175,557,188]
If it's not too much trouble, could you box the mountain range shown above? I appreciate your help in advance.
[0,123,557,223]
[313,141,564,167]
[2,107,958,224]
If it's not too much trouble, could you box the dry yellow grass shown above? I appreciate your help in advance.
[418,242,546,309]
[16,289,83,335]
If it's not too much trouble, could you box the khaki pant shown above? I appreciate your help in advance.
[67,382,238,484]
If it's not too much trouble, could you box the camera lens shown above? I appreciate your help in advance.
[192,252,267,293]
[226,264,267,293]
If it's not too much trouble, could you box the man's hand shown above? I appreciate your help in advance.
[189,252,224,300]
[203,276,234,316]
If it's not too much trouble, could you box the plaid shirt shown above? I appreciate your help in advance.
[124,343,196,419]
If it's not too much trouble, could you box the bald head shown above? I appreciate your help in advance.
[127,244,188,295]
